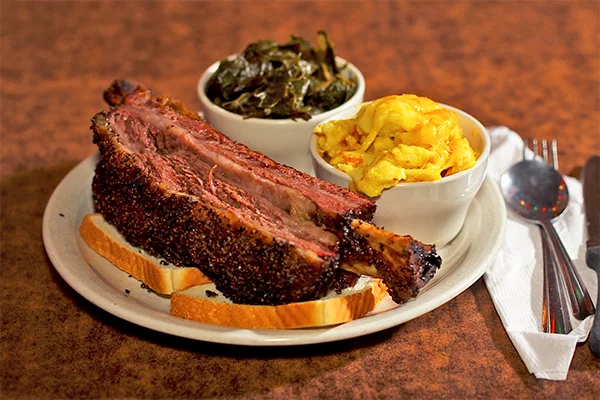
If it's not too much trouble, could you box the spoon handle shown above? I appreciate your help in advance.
[540,226,573,334]
[541,220,596,320]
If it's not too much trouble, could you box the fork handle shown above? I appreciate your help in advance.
[541,220,596,319]
[540,226,573,333]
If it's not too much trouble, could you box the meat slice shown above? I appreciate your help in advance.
[91,80,441,305]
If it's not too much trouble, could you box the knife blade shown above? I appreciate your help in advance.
[583,155,600,358]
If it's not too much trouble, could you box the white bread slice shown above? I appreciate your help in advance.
[171,277,387,329]
[80,213,387,329]
[79,213,211,294]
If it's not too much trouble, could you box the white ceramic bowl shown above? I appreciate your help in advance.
[310,102,490,247]
[198,57,365,175]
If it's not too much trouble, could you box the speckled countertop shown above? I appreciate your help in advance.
[1,1,599,399]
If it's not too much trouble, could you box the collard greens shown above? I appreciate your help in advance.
[205,31,358,120]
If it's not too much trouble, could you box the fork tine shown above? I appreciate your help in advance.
[551,139,559,170]
[541,138,549,163]
[523,137,537,160]
[532,138,539,160]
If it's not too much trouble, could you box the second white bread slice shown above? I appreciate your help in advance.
[171,277,387,329]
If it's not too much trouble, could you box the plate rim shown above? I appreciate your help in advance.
[42,154,506,346]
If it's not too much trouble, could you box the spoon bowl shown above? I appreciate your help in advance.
[500,158,569,223]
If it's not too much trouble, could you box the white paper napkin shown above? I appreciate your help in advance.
[483,126,597,381]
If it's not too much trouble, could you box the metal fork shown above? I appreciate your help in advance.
[525,138,596,322]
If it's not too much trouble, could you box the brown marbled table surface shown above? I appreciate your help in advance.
[1,1,599,399]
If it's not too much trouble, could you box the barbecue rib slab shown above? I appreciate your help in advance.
[91,80,441,305]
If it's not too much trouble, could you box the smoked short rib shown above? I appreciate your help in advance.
[91,80,441,305]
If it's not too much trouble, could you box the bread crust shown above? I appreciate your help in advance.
[171,280,387,329]
[80,213,387,329]
[80,213,211,294]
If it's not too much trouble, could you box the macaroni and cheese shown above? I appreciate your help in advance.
[314,94,478,197]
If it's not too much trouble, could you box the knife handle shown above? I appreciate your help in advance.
[540,226,573,334]
[587,246,600,358]
[542,220,596,319]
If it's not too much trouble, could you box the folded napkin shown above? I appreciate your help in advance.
[484,126,597,381]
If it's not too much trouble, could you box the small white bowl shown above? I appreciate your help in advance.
[198,57,365,175]
[310,102,490,247]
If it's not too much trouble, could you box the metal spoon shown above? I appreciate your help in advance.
[500,158,596,330]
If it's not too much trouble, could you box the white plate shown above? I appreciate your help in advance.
[42,154,506,346]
